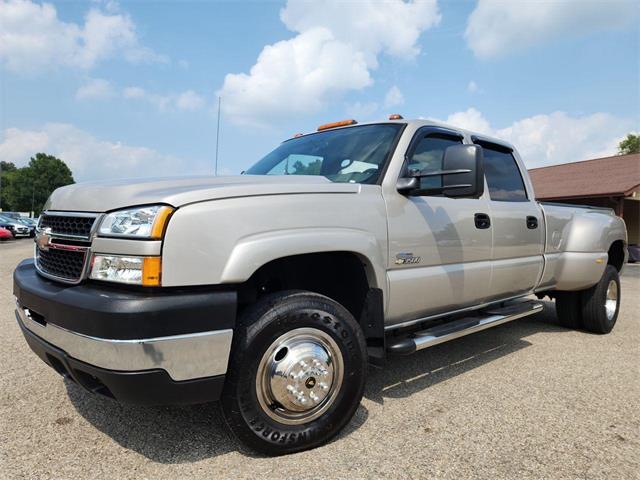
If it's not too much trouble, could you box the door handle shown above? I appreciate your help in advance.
[526,216,538,229]
[474,213,491,229]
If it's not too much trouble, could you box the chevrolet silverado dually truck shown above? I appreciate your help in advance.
[14,117,627,455]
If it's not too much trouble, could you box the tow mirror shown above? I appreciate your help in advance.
[397,144,484,199]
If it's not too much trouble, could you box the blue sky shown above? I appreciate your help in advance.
[1,0,638,182]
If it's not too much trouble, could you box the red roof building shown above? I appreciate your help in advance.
[528,153,640,245]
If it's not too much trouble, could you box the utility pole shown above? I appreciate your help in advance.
[215,96,221,176]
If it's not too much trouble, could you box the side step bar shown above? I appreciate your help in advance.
[387,300,544,355]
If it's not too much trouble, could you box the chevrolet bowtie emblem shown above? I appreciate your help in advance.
[36,228,53,251]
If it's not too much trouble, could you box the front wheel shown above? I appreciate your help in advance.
[221,291,367,455]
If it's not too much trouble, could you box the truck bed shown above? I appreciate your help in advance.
[536,202,625,291]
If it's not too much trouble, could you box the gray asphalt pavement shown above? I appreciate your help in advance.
[1,239,638,479]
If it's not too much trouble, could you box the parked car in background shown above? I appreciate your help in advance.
[17,218,37,238]
[0,212,36,237]
[0,212,23,220]
[20,217,38,227]
[0,214,30,238]
[0,227,12,240]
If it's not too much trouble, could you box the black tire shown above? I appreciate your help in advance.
[221,290,367,455]
[581,265,621,334]
[555,290,583,329]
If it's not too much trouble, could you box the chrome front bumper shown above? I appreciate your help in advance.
[17,303,233,382]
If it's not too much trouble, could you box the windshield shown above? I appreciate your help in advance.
[0,215,27,225]
[246,123,403,184]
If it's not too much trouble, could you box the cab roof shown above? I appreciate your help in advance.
[292,117,516,151]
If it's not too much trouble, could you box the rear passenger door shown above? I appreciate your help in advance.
[473,139,544,300]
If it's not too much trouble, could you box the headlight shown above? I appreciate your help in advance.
[90,255,162,286]
[98,205,174,239]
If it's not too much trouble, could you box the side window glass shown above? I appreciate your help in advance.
[406,134,462,190]
[481,146,528,201]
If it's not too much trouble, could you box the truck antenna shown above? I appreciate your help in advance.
[215,95,221,176]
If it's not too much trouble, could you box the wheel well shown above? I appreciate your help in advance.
[238,252,371,320]
[608,240,625,272]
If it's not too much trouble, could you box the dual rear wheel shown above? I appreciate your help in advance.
[555,265,621,334]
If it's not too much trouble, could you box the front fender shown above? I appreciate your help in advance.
[220,228,386,289]
[161,190,389,291]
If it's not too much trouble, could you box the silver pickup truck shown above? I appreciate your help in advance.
[14,118,627,455]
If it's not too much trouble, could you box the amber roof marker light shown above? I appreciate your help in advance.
[389,114,404,120]
[317,119,357,131]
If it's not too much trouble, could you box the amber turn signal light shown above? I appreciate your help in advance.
[150,206,174,239]
[142,257,162,286]
[317,119,357,131]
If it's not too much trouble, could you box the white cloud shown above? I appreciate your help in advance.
[444,108,636,167]
[345,101,379,119]
[219,28,371,127]
[175,90,206,111]
[280,0,441,64]
[0,123,207,181]
[123,87,171,110]
[384,86,404,108]
[122,86,145,99]
[219,0,440,126]
[0,0,166,73]
[467,80,479,94]
[75,78,115,100]
[465,0,639,58]
[122,86,206,111]
[446,107,492,134]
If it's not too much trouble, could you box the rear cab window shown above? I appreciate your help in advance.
[474,140,528,202]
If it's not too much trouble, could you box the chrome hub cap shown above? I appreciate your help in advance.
[605,280,618,321]
[256,328,343,425]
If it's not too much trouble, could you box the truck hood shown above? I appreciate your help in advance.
[44,175,361,212]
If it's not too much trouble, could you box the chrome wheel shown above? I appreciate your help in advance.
[256,327,344,425]
[605,280,618,321]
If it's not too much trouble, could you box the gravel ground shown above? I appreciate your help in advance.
[1,239,638,479]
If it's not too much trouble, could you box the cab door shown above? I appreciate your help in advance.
[472,139,544,300]
[384,127,493,326]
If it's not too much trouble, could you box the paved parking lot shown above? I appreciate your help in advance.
[1,239,638,479]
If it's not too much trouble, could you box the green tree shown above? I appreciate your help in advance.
[292,159,322,175]
[1,161,17,173]
[0,161,18,211]
[618,133,640,155]
[3,154,74,215]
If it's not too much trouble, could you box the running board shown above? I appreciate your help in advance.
[387,300,544,355]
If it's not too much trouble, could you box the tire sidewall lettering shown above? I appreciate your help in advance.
[240,308,360,447]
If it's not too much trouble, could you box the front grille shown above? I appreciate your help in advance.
[39,215,96,238]
[36,248,87,281]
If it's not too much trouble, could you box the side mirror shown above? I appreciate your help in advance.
[396,176,419,193]
[441,144,484,198]
[397,144,484,198]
